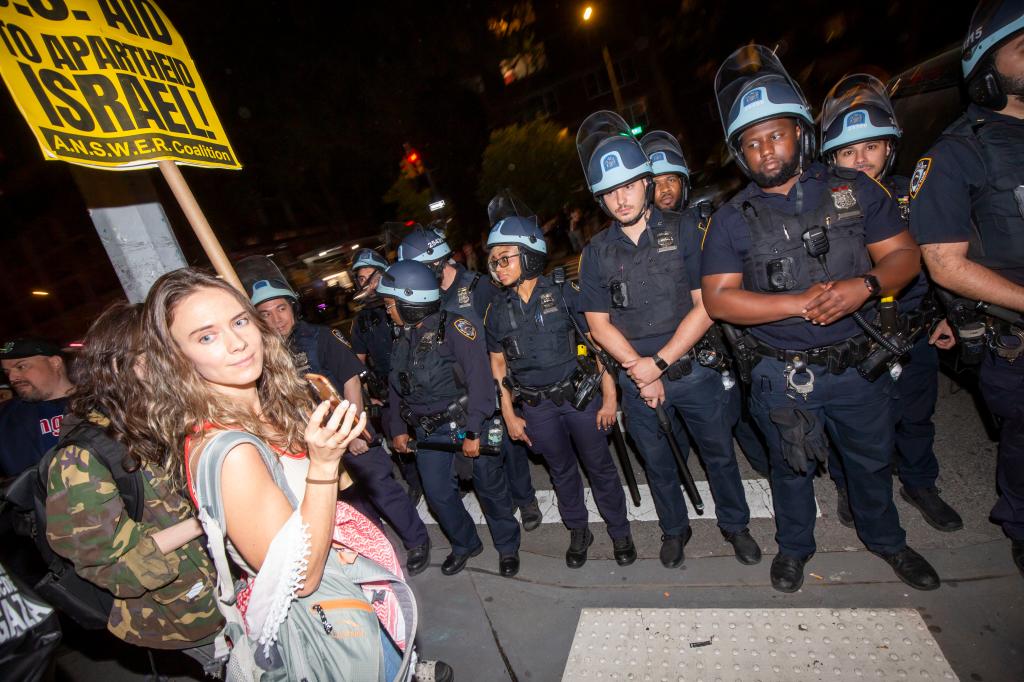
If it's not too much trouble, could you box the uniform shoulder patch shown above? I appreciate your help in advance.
[570,281,581,292]
[331,328,352,348]
[453,317,477,340]
[909,158,932,200]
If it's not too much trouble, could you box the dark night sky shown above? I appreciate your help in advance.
[0,0,977,342]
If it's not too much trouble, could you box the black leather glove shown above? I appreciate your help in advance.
[769,407,829,475]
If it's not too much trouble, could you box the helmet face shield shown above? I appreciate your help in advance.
[640,130,690,180]
[963,0,1024,79]
[820,74,902,154]
[487,188,536,226]
[576,110,653,195]
[235,255,298,306]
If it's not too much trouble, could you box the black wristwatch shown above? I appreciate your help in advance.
[652,354,669,372]
[861,274,881,298]
[463,431,478,441]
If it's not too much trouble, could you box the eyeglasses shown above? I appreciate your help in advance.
[488,254,517,271]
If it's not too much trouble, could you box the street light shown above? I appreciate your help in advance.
[31,290,49,296]
[580,5,625,115]
[582,5,593,22]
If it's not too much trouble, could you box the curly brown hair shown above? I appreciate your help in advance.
[68,301,154,471]
[138,268,314,489]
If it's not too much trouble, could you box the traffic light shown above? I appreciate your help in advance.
[402,145,426,179]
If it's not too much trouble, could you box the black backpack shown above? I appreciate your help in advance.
[1,418,144,630]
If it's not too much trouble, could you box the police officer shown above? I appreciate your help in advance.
[576,110,760,570]
[398,227,543,530]
[642,131,771,477]
[911,0,1024,574]
[350,248,423,504]
[820,74,963,532]
[246,269,432,576]
[380,260,522,577]
[701,45,940,592]
[484,214,637,568]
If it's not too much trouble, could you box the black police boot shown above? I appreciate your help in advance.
[440,544,483,576]
[899,486,964,532]
[835,485,855,528]
[659,527,693,569]
[499,552,520,578]
[877,546,940,591]
[414,659,454,682]
[406,538,431,576]
[613,535,638,566]
[565,528,594,569]
[722,528,762,565]
[1013,539,1024,578]
[770,553,811,593]
[520,499,543,531]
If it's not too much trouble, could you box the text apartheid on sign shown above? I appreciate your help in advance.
[0,0,240,170]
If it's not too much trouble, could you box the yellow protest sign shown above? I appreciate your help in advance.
[0,0,240,170]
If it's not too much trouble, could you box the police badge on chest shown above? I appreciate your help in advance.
[457,287,471,307]
[830,185,857,210]
[540,292,558,315]
[655,230,677,253]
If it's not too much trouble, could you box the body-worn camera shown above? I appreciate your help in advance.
[610,280,630,308]
[502,336,523,360]
[766,257,797,292]
[398,371,415,396]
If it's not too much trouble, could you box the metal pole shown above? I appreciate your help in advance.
[601,44,626,115]
[157,160,244,293]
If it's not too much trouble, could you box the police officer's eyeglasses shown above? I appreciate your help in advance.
[488,254,517,271]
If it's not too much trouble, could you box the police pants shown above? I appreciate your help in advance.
[500,431,537,509]
[415,424,521,556]
[343,444,429,549]
[520,397,630,539]
[831,334,940,491]
[619,364,749,537]
[749,358,907,558]
[732,382,771,476]
[980,352,1024,541]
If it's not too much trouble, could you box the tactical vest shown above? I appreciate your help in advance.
[389,313,463,407]
[731,168,873,327]
[288,321,343,389]
[588,209,694,340]
[946,113,1024,270]
[495,281,578,385]
[442,270,483,321]
[356,305,394,374]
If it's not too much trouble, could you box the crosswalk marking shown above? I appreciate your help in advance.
[415,479,822,525]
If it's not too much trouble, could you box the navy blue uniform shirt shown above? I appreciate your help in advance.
[441,263,499,326]
[289,319,365,393]
[0,397,67,477]
[910,103,1024,286]
[701,162,905,349]
[386,313,495,438]
[578,207,703,356]
[484,275,588,388]
[350,304,394,377]
[884,174,928,311]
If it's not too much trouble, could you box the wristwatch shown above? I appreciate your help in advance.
[861,274,881,298]
[652,354,669,372]
[463,431,478,441]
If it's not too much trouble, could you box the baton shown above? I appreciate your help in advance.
[406,439,500,456]
[654,405,704,514]
[611,413,642,507]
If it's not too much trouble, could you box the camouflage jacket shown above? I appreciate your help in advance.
[45,414,222,649]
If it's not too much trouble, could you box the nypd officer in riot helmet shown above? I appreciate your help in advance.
[241,261,432,575]
[821,74,963,532]
[701,45,940,593]
[577,110,760,570]
[640,130,691,213]
[350,247,423,505]
[911,0,1024,574]
[399,226,543,530]
[484,208,637,568]
[380,260,522,577]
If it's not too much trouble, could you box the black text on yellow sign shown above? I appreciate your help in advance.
[0,0,240,170]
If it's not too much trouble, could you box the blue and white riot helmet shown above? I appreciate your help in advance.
[576,111,654,220]
[352,248,389,274]
[640,130,691,207]
[962,0,1024,108]
[235,255,299,308]
[820,74,902,176]
[397,225,452,279]
[376,260,441,324]
[486,216,548,281]
[714,45,816,177]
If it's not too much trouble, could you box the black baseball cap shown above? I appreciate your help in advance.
[0,338,62,360]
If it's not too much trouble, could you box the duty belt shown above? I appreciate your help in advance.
[754,335,871,375]
[505,370,580,407]
[401,395,469,435]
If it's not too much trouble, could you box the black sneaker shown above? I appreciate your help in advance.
[565,528,594,569]
[659,527,693,568]
[835,485,855,528]
[877,546,940,591]
[612,535,637,566]
[520,499,543,531]
[900,486,964,532]
[1013,539,1024,578]
[722,528,762,565]
[770,553,810,593]
[406,538,431,576]
[414,659,454,682]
